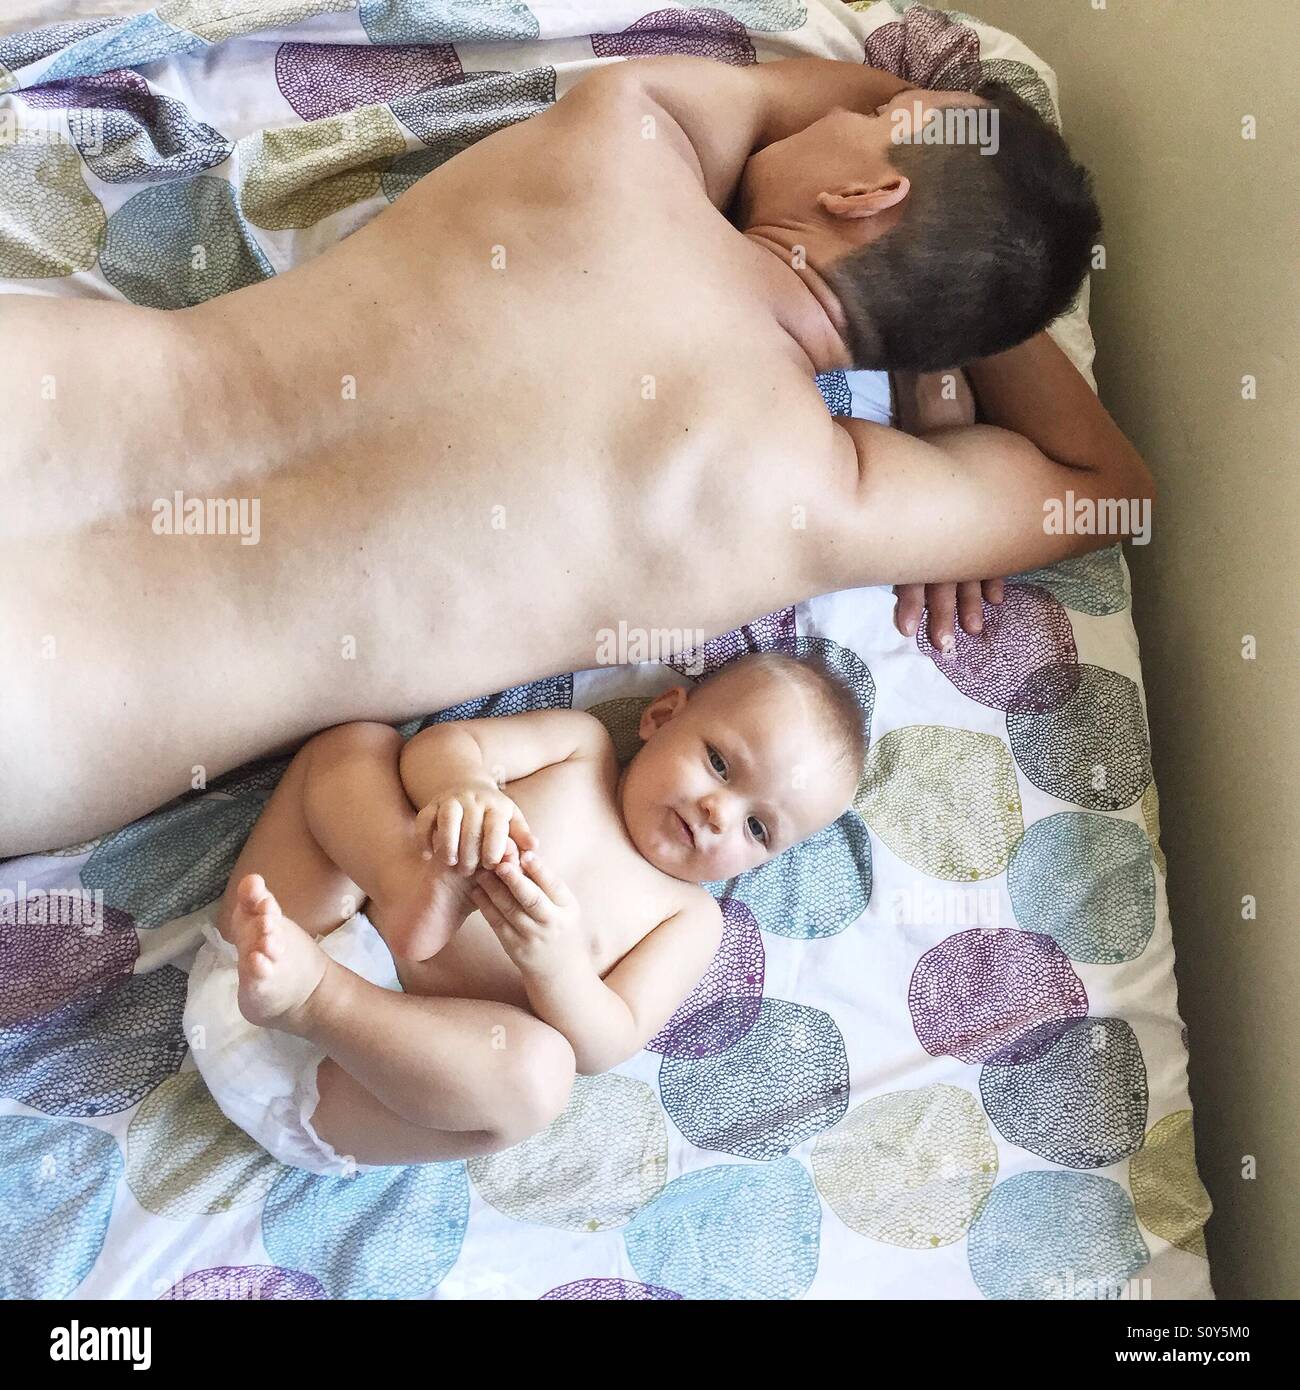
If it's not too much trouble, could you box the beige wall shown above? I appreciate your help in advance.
[972,0,1299,1298]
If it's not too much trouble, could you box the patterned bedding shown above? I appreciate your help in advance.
[0,0,1213,1300]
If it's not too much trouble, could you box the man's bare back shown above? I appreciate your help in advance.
[1,58,1153,855]
[2,66,851,853]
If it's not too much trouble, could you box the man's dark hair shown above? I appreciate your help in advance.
[823,80,1102,372]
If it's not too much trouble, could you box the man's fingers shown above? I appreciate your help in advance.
[925,583,958,652]
[957,580,985,635]
[893,583,925,638]
[983,577,1006,605]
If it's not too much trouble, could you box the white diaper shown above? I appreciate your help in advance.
[183,909,403,1177]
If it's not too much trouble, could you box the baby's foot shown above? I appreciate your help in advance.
[229,874,328,1033]
[373,869,473,961]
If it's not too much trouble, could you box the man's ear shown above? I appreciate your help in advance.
[817,175,910,220]
[638,685,691,739]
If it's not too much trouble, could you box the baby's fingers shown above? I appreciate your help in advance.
[481,805,512,867]
[519,852,574,908]
[492,858,549,916]
[414,802,437,860]
[470,886,520,942]
[509,807,538,854]
[434,799,463,867]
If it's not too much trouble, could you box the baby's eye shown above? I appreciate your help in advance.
[707,745,727,777]
[746,814,769,845]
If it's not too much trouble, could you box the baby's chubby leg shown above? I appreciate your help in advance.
[229,874,575,1162]
[218,721,475,959]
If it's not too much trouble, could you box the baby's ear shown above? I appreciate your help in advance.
[638,684,691,738]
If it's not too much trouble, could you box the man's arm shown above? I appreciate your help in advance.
[569,55,909,210]
[828,333,1156,585]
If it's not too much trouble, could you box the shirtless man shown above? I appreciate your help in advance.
[0,56,1153,855]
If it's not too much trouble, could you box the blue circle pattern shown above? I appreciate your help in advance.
[968,1169,1148,1300]
[815,370,852,415]
[0,1115,122,1298]
[390,66,556,170]
[360,0,541,45]
[100,177,274,309]
[717,810,872,938]
[624,1159,820,1299]
[420,673,572,729]
[79,96,231,184]
[262,1161,470,1298]
[45,12,208,81]
[660,998,849,1159]
[1013,547,1128,616]
[1007,812,1155,963]
[0,16,122,71]
[81,792,268,927]
[979,1016,1148,1168]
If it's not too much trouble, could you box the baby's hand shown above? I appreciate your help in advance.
[470,853,583,978]
[414,779,537,874]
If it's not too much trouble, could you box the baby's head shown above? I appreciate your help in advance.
[618,651,866,883]
[736,82,1100,372]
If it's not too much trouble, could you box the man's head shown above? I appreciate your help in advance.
[618,651,866,883]
[735,82,1101,371]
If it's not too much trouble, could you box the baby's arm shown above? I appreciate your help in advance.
[399,709,607,871]
[472,853,724,1074]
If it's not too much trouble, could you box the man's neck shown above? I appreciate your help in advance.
[741,226,857,376]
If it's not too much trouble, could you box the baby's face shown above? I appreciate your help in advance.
[619,673,856,883]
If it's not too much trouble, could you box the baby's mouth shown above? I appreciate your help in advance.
[672,810,696,848]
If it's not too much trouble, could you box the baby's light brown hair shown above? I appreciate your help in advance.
[695,649,868,794]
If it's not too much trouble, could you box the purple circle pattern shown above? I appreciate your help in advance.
[0,966,188,1116]
[665,607,796,680]
[917,584,1078,712]
[591,9,757,65]
[865,6,981,89]
[19,69,232,183]
[908,928,1089,1065]
[540,1277,682,1300]
[647,898,763,1058]
[0,893,138,1032]
[160,1265,326,1300]
[275,41,464,122]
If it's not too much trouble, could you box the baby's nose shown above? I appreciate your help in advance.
[700,794,729,835]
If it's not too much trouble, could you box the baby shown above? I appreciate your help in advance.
[184,650,866,1175]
